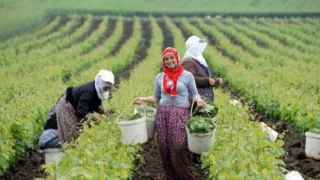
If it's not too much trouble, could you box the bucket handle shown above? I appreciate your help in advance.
[190,96,213,119]
[116,97,156,122]
[190,97,199,117]
[116,103,134,122]
[151,96,158,109]
[136,97,158,114]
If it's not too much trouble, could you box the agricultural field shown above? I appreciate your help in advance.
[0,14,319,180]
[1,0,320,40]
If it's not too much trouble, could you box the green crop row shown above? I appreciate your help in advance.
[45,16,153,179]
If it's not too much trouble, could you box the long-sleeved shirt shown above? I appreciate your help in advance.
[182,57,212,88]
[182,57,214,101]
[154,71,200,108]
[66,80,102,120]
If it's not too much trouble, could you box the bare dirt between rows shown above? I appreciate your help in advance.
[253,109,320,180]
[131,138,207,180]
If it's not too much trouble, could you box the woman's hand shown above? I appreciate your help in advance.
[196,99,206,108]
[88,113,100,121]
[104,108,113,115]
[133,97,143,105]
[209,78,216,86]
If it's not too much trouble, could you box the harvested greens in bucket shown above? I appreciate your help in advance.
[142,110,156,118]
[187,116,215,134]
[126,111,155,121]
[127,113,144,121]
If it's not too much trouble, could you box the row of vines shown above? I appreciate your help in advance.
[0,15,319,179]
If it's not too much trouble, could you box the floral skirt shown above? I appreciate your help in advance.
[56,95,80,143]
[156,104,195,180]
[198,87,214,102]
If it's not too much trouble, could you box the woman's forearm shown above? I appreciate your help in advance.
[142,96,159,103]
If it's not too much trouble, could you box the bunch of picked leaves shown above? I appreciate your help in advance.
[193,101,219,118]
[127,113,144,120]
[187,116,215,134]
[139,109,156,118]
[310,116,320,133]
[215,78,223,88]
[145,110,156,118]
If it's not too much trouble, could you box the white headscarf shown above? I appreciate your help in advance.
[183,35,208,67]
[95,70,114,101]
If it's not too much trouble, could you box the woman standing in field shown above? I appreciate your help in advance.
[182,35,216,102]
[133,47,205,180]
[182,35,217,164]
[39,70,114,150]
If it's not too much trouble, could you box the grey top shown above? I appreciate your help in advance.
[154,71,200,108]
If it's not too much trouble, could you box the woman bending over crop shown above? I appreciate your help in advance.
[39,70,114,150]
[134,47,205,180]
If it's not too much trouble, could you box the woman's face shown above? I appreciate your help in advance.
[163,53,177,69]
[103,86,112,92]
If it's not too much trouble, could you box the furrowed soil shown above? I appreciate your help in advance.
[1,18,319,180]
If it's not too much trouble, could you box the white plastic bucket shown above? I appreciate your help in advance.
[134,105,157,139]
[146,118,156,139]
[186,127,215,154]
[260,122,278,142]
[305,132,320,160]
[117,116,148,145]
[43,148,63,166]
[285,171,304,180]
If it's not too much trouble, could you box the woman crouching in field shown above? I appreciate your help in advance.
[39,70,114,149]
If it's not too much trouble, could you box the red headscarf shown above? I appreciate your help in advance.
[162,47,184,96]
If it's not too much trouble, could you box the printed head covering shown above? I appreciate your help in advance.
[95,70,114,101]
[184,35,208,67]
[161,47,184,96]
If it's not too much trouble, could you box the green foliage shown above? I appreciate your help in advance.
[199,90,285,179]
[193,102,219,118]
[138,108,156,118]
[1,0,320,40]
[145,111,156,118]
[214,78,224,88]
[187,116,215,134]
[309,116,320,133]
[127,113,144,121]
[45,119,141,179]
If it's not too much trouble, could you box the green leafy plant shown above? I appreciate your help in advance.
[187,116,215,134]
[309,116,320,133]
[193,102,219,118]
[214,78,224,88]
[127,113,144,121]
[142,110,156,118]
